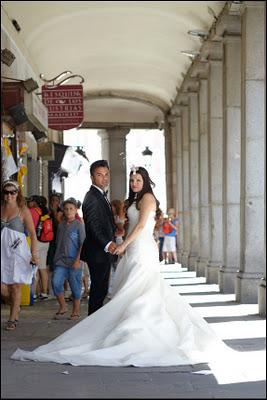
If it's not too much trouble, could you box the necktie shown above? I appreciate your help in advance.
[103,190,111,207]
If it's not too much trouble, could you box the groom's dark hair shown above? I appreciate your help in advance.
[90,160,109,176]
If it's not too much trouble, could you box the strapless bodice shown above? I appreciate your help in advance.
[127,202,155,235]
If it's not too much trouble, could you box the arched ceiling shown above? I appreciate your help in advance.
[1,1,226,127]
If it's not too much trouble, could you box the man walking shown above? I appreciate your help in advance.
[81,160,117,315]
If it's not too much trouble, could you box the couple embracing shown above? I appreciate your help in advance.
[81,159,159,316]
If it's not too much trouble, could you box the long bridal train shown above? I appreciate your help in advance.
[11,205,249,383]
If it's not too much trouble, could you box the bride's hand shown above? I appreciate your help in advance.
[114,243,126,256]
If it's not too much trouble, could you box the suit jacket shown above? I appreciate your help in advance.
[81,186,117,264]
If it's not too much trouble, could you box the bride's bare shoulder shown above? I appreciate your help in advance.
[140,193,156,208]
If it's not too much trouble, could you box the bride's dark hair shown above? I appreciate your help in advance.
[126,167,160,213]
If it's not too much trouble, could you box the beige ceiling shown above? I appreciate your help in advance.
[2,1,226,127]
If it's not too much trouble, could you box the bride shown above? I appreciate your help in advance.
[11,167,233,368]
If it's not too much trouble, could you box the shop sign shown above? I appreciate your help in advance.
[42,85,84,130]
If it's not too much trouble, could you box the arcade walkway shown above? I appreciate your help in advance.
[1,264,266,399]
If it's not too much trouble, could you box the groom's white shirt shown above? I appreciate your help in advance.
[91,184,112,253]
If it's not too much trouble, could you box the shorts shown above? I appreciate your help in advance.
[81,261,89,277]
[37,240,50,270]
[162,236,176,253]
[52,265,82,300]
[46,240,56,271]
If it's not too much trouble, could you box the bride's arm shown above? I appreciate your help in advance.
[114,193,156,255]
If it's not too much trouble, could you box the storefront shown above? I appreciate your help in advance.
[1,81,48,195]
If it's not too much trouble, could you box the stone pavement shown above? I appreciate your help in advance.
[1,264,266,399]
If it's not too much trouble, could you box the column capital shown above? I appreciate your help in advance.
[201,40,223,61]
[216,14,241,37]
[167,114,181,127]
[222,34,241,44]
[188,91,198,99]
[182,77,199,93]
[97,129,109,140]
[170,104,182,117]
[106,127,130,139]
[176,92,189,106]
[191,60,209,79]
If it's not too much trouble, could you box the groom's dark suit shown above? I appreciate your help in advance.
[81,185,117,315]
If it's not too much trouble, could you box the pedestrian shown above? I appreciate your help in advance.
[52,197,86,320]
[28,195,51,300]
[1,180,39,331]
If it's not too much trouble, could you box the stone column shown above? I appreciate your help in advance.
[195,78,211,277]
[175,111,184,263]
[206,42,224,284]
[180,103,191,268]
[188,91,200,270]
[106,127,129,201]
[168,109,183,262]
[164,119,174,209]
[42,160,49,200]
[219,34,242,293]
[236,1,265,304]
[98,129,110,162]
[169,118,178,209]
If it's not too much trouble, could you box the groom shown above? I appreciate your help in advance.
[81,160,117,315]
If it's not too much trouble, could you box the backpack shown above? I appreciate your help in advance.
[35,209,54,242]
[162,221,173,234]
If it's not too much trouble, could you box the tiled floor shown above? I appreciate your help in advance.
[1,264,266,398]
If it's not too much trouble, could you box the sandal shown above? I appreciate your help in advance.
[5,320,17,331]
[68,314,80,321]
[53,311,67,320]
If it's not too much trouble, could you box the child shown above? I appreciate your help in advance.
[111,199,126,245]
[52,198,86,320]
[106,199,126,300]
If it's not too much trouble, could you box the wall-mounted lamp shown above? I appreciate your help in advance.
[142,146,153,168]
[12,19,21,32]
[23,78,39,93]
[76,146,89,162]
[32,130,47,142]
[187,30,209,39]
[142,146,153,157]
[1,76,39,93]
[181,50,200,59]
[1,48,16,66]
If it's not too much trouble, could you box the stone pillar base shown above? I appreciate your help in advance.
[205,262,220,284]
[219,267,237,293]
[181,252,189,269]
[258,279,266,316]
[188,254,198,271]
[195,258,208,277]
[177,250,183,264]
[235,272,262,304]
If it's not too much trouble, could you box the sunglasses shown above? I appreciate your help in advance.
[3,190,18,195]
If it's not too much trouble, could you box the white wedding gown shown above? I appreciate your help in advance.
[11,203,235,369]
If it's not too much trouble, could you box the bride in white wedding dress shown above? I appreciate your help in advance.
[11,167,243,377]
